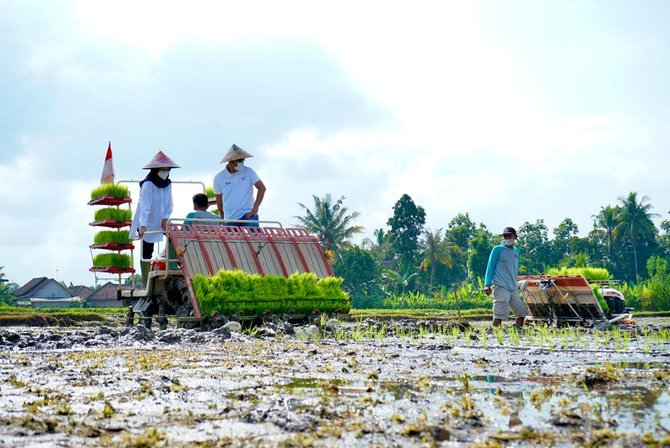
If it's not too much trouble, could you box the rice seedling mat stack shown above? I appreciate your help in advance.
[88,184,135,274]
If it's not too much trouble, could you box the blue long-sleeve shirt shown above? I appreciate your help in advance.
[484,244,520,291]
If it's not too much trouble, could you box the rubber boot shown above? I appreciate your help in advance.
[140,261,151,288]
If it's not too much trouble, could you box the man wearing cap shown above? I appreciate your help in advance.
[130,150,179,286]
[484,227,529,328]
[213,144,266,227]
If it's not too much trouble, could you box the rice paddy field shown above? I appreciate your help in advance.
[1,315,669,447]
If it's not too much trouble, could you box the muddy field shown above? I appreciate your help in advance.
[1,318,669,447]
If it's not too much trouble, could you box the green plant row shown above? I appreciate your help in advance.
[191,270,350,316]
[94,230,131,245]
[94,207,132,221]
[382,283,491,311]
[90,184,130,200]
[92,253,132,268]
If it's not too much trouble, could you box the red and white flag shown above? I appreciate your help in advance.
[100,142,115,184]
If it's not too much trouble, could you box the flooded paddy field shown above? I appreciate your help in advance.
[1,318,670,447]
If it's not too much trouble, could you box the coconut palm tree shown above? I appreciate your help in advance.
[593,205,619,267]
[296,194,364,254]
[613,192,658,280]
[419,228,460,289]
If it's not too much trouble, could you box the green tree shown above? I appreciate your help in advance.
[467,225,496,282]
[0,267,15,306]
[361,228,392,262]
[613,192,659,280]
[517,220,550,274]
[419,228,460,289]
[332,246,382,308]
[443,213,476,283]
[551,218,579,265]
[592,205,622,271]
[387,194,426,269]
[296,194,364,254]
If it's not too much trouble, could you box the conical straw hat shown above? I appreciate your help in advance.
[143,150,181,169]
[220,144,254,163]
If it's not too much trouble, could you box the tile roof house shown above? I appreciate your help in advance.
[69,284,95,299]
[85,282,131,308]
[14,277,77,308]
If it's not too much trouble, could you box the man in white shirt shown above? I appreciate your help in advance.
[213,144,266,227]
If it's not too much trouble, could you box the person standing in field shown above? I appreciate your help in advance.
[130,150,180,286]
[213,144,266,227]
[484,226,529,328]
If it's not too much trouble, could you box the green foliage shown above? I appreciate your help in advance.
[0,266,15,306]
[334,247,378,287]
[634,256,670,311]
[296,194,363,253]
[382,284,490,311]
[94,230,131,245]
[93,254,132,268]
[518,220,551,274]
[90,184,130,200]
[205,186,215,198]
[94,208,132,221]
[192,270,350,316]
[545,266,610,281]
[613,192,659,280]
[387,194,426,266]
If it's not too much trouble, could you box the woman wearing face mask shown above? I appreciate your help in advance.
[130,150,180,286]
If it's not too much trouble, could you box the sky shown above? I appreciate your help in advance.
[1,0,669,287]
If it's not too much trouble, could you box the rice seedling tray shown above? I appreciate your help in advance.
[89,219,132,228]
[87,196,132,206]
[89,243,135,250]
[89,266,136,274]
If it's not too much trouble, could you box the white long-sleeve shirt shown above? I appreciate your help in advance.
[130,182,173,243]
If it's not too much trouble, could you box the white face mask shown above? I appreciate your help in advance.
[157,170,169,180]
[234,160,244,171]
[503,238,515,247]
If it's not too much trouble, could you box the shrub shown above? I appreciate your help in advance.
[90,184,130,200]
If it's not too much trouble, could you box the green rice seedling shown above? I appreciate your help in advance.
[621,331,631,351]
[602,330,611,346]
[94,207,132,222]
[493,326,504,345]
[559,328,569,349]
[376,323,389,340]
[640,328,651,355]
[479,327,488,349]
[464,328,472,347]
[593,330,600,350]
[526,326,537,346]
[509,325,520,346]
[90,184,130,200]
[94,230,131,245]
[92,253,132,268]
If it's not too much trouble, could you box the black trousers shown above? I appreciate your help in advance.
[142,240,154,260]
